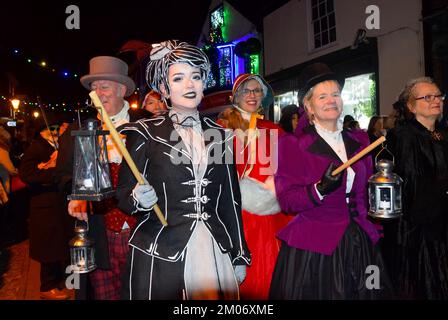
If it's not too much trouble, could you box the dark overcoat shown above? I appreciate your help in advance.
[20,136,73,262]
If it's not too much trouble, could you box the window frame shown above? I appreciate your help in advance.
[307,0,338,52]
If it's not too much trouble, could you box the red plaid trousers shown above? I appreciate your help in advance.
[89,229,130,300]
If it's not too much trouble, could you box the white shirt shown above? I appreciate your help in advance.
[169,109,207,178]
[98,101,130,164]
[314,122,355,200]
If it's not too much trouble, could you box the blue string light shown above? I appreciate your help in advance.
[10,47,80,79]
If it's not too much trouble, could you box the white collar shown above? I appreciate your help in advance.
[234,105,252,121]
[313,120,343,136]
[169,109,200,126]
[104,101,130,125]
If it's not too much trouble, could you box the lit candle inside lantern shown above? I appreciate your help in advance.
[79,256,86,267]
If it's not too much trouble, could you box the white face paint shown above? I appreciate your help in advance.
[162,63,204,112]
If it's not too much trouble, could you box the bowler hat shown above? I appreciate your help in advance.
[231,73,274,110]
[80,56,135,97]
[297,63,345,105]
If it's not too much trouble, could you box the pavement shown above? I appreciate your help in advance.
[0,240,74,300]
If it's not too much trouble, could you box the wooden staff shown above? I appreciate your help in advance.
[89,91,168,226]
[332,136,386,176]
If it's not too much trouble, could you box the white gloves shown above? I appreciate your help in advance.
[132,176,158,210]
[234,265,247,285]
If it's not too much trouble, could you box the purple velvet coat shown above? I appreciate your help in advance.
[274,125,381,255]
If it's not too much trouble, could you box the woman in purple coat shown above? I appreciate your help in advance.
[269,63,392,299]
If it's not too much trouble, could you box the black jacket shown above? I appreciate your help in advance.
[386,118,448,239]
[116,115,251,265]
[20,136,73,262]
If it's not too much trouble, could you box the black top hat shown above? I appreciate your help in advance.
[297,63,345,105]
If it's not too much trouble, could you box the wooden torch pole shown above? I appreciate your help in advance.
[89,91,168,226]
[331,136,386,176]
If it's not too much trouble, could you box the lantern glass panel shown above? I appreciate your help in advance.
[69,120,114,201]
[378,186,392,210]
[394,184,402,210]
[70,246,96,273]
[73,135,111,192]
[369,185,377,211]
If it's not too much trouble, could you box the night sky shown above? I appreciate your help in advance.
[0,0,212,106]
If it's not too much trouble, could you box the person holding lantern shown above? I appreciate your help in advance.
[269,63,391,299]
[116,40,250,300]
[382,77,448,299]
[55,56,151,300]
[217,73,291,300]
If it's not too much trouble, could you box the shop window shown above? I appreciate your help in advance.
[341,73,377,129]
[273,91,299,123]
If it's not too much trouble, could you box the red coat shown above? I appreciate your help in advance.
[218,116,292,299]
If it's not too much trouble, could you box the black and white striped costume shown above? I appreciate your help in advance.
[116,114,251,299]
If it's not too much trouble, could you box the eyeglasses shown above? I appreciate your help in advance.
[240,88,263,97]
[414,94,446,103]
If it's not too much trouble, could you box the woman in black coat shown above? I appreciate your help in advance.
[19,121,73,299]
[383,77,448,299]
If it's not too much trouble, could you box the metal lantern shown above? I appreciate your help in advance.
[69,222,96,273]
[368,159,403,219]
[68,119,114,201]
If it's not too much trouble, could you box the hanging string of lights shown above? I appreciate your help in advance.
[10,48,80,79]
[2,47,141,113]
[0,96,140,114]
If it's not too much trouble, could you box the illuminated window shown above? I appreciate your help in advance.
[205,44,235,89]
[218,45,234,86]
[341,73,377,129]
[211,5,224,29]
[273,91,299,123]
[310,0,336,49]
[249,54,260,75]
[206,72,217,88]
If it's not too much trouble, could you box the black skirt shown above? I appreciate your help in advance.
[269,221,393,300]
[381,218,448,300]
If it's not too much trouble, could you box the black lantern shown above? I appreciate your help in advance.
[368,159,403,219]
[68,119,114,201]
[69,222,96,273]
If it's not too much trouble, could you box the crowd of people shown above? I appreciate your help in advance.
[0,39,446,301]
